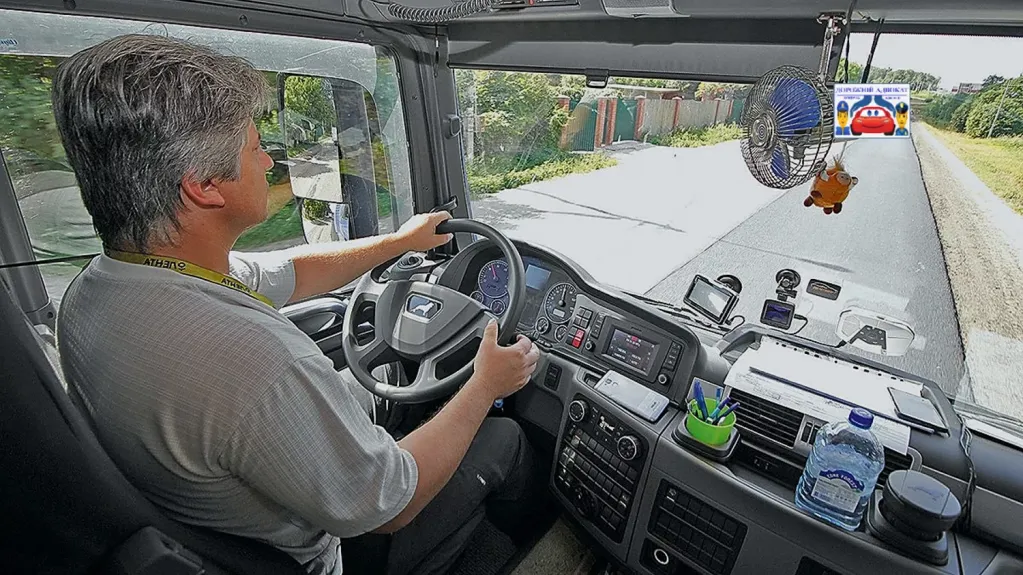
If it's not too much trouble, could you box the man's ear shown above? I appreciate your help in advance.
[181,175,227,209]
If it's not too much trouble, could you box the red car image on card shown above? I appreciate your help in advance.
[850,105,896,136]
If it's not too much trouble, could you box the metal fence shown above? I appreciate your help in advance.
[560,96,745,151]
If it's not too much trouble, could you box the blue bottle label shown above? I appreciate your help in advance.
[811,469,864,513]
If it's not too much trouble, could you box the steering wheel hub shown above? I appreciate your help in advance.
[342,219,527,403]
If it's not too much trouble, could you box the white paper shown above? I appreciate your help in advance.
[746,337,922,421]
[725,353,911,455]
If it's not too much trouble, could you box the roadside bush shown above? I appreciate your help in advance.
[920,94,973,129]
[467,153,616,196]
[965,101,1023,138]
[949,102,973,133]
[302,198,331,221]
[649,123,743,148]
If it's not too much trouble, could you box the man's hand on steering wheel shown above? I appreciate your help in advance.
[469,319,540,401]
[397,211,454,252]
[343,217,530,403]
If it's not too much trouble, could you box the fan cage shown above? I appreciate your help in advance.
[740,65,835,190]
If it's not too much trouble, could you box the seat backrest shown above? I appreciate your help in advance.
[0,277,305,575]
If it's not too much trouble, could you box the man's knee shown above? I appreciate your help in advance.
[465,417,533,492]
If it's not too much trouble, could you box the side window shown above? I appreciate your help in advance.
[0,10,415,307]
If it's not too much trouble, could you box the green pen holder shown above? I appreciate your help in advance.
[685,398,737,447]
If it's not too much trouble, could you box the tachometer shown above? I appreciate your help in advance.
[478,260,509,298]
[544,282,577,324]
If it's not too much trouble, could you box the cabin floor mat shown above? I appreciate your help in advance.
[451,518,518,575]
[508,517,596,575]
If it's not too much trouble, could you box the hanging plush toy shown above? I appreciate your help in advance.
[803,147,858,214]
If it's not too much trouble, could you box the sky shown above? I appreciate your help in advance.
[846,33,1023,89]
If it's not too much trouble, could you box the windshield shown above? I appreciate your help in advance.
[455,34,1023,437]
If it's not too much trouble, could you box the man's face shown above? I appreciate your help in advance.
[220,121,274,229]
[837,109,849,127]
[896,110,908,129]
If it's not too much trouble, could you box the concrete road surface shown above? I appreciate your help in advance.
[646,137,966,396]
[471,141,784,294]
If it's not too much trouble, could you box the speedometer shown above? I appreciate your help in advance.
[478,260,509,298]
[544,282,577,324]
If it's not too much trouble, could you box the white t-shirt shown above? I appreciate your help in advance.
[56,250,418,574]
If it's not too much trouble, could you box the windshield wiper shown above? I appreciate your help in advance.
[624,291,729,334]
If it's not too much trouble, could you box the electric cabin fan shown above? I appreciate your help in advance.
[740,65,835,189]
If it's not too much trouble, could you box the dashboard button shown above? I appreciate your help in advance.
[584,340,595,352]
[656,373,670,385]
[570,329,585,348]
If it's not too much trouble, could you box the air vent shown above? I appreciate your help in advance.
[648,480,747,575]
[729,389,803,448]
[879,449,912,487]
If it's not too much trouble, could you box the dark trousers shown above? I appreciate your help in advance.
[341,417,540,575]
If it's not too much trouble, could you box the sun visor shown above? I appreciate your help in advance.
[447,20,826,83]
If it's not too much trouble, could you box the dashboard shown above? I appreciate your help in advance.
[433,239,1023,575]
[448,246,714,400]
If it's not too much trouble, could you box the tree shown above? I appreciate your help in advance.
[693,82,748,101]
[0,55,64,163]
[283,75,336,130]
[964,76,1023,138]
[467,70,558,161]
[983,75,1006,88]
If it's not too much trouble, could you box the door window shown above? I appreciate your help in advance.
[0,9,414,308]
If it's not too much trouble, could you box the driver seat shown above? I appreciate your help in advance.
[0,276,306,575]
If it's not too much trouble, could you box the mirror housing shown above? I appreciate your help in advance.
[836,306,916,357]
[277,73,385,242]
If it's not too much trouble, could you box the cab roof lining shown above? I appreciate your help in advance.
[446,19,830,82]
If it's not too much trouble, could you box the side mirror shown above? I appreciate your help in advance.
[277,73,385,242]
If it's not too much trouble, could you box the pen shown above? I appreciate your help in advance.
[713,401,740,424]
[715,387,722,404]
[707,398,730,422]
[693,380,709,421]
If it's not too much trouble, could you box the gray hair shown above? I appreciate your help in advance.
[52,33,271,252]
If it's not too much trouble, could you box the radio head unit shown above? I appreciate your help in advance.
[592,317,683,386]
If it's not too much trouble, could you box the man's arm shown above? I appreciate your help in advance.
[374,320,540,533]
[281,211,453,303]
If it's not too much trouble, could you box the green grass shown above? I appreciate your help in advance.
[927,124,1023,215]
[235,199,304,250]
[467,152,617,197]
[648,123,744,148]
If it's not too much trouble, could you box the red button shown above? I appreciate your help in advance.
[571,329,585,348]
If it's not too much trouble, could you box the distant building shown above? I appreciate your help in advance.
[952,82,984,94]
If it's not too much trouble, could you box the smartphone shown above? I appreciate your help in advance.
[889,387,948,432]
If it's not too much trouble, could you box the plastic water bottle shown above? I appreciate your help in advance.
[795,407,885,531]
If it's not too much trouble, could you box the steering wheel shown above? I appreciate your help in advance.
[341,219,526,403]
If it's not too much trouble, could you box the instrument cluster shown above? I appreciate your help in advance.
[471,256,578,334]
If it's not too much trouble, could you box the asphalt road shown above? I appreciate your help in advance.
[472,141,784,294]
[645,136,967,396]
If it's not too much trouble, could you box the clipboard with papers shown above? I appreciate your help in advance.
[722,337,939,456]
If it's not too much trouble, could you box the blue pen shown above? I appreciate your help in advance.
[713,401,740,424]
[707,398,730,422]
[693,380,710,420]
[715,387,722,404]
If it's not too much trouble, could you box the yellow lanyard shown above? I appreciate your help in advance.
[105,250,274,307]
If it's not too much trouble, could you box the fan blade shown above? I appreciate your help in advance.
[770,78,821,138]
